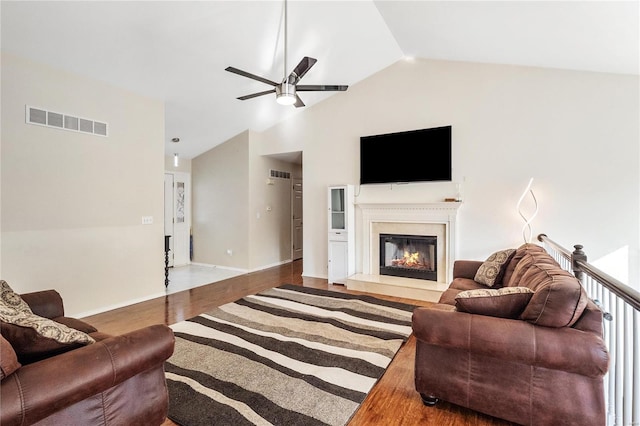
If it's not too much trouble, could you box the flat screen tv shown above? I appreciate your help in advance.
[360,126,452,184]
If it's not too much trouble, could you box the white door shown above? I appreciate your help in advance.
[172,172,191,266]
[163,174,174,267]
[292,178,303,261]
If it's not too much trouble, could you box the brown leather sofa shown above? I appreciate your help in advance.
[1,289,175,426]
[412,244,609,425]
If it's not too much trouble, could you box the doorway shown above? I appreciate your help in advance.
[292,178,303,261]
[164,171,191,267]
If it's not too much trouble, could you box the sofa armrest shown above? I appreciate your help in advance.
[412,307,609,377]
[1,324,175,426]
[453,260,483,280]
[20,290,64,319]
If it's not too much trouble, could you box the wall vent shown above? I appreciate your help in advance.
[26,105,108,137]
[269,169,291,179]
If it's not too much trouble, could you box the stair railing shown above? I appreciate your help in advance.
[538,234,640,426]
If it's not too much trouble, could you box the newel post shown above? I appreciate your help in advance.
[571,244,587,283]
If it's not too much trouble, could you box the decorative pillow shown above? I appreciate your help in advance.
[474,249,516,287]
[0,280,31,314]
[0,334,21,379]
[455,286,534,318]
[0,322,91,364]
[0,281,94,347]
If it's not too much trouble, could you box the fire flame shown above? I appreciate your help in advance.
[403,251,420,267]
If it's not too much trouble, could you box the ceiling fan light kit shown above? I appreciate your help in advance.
[276,83,297,105]
[226,0,347,108]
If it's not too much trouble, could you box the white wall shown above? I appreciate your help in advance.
[165,155,191,173]
[256,59,640,288]
[248,139,301,270]
[191,128,302,272]
[191,131,250,269]
[1,53,166,316]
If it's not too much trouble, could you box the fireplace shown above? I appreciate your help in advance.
[379,234,437,281]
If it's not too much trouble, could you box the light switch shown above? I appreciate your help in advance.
[142,216,153,225]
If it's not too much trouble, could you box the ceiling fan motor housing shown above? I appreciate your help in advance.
[276,82,296,97]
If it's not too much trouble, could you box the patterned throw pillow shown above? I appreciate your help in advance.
[0,280,94,346]
[474,249,516,287]
[0,280,31,313]
[455,286,534,318]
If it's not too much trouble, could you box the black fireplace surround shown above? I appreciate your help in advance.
[379,234,437,281]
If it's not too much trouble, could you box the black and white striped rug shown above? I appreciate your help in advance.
[165,284,415,426]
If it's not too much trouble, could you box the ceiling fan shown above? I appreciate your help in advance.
[225,0,348,108]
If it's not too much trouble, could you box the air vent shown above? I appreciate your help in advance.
[269,169,291,179]
[64,115,79,130]
[26,105,108,137]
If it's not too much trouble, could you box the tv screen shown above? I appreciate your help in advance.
[360,126,452,184]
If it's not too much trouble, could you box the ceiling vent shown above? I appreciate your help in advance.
[270,169,291,179]
[26,105,108,137]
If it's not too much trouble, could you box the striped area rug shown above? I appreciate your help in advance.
[165,284,416,426]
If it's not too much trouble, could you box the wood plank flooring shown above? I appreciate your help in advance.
[83,260,513,426]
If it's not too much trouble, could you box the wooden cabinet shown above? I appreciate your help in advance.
[328,185,354,284]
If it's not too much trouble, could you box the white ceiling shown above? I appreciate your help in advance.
[2,1,638,160]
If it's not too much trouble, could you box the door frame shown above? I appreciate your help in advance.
[164,171,191,267]
[291,178,303,261]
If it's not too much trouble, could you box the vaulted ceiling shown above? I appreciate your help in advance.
[2,1,638,159]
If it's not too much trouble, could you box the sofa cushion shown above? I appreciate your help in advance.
[455,286,534,318]
[474,249,516,287]
[438,277,487,305]
[502,243,546,287]
[0,334,21,379]
[518,263,588,327]
[0,321,90,364]
[0,281,95,363]
[507,248,558,288]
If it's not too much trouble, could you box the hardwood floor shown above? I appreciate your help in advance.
[83,260,513,426]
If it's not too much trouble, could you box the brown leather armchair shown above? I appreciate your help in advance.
[413,244,609,425]
[1,290,175,426]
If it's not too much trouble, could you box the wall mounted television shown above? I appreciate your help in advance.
[360,125,452,184]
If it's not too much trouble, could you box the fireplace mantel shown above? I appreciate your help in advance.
[356,202,462,213]
[349,201,462,301]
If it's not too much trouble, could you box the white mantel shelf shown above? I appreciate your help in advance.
[355,201,462,210]
[350,201,462,302]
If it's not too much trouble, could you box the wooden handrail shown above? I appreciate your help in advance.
[538,233,640,312]
[576,259,640,312]
[537,233,571,259]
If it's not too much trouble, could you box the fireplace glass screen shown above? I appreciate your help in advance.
[379,234,437,281]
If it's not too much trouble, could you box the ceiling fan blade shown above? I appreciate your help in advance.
[237,89,276,101]
[294,95,305,108]
[290,57,317,83]
[296,85,348,92]
[225,66,278,87]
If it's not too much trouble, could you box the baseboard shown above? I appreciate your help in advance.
[75,290,167,319]
[190,261,294,274]
[189,262,248,273]
[302,273,327,280]
[249,259,292,273]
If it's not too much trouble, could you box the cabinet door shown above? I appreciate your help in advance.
[328,240,348,284]
[329,187,346,231]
